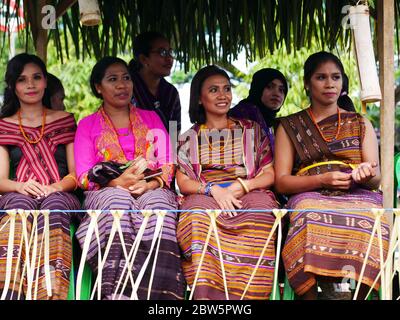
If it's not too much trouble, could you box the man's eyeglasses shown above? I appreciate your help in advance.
[150,48,176,58]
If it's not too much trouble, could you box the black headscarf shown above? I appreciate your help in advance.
[245,68,288,128]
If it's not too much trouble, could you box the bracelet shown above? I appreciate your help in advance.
[196,182,205,194]
[237,178,249,194]
[204,182,214,196]
[153,176,164,189]
[63,174,78,191]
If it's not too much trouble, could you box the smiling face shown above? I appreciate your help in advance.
[261,78,286,111]
[95,63,133,109]
[306,60,343,107]
[140,38,174,77]
[14,63,47,106]
[199,74,232,118]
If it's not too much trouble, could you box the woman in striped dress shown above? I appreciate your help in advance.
[177,65,278,300]
[274,51,389,299]
[0,53,80,299]
[74,56,185,300]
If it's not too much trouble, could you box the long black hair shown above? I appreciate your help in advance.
[1,53,50,118]
[189,65,231,124]
[128,31,167,74]
[304,51,355,112]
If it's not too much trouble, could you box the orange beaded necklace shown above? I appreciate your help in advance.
[18,108,47,144]
[308,107,341,142]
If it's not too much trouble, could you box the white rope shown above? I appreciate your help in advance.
[112,210,137,298]
[90,210,134,300]
[353,208,384,300]
[42,210,52,297]
[271,209,287,300]
[0,217,10,233]
[33,224,45,300]
[26,210,40,299]
[240,209,287,300]
[208,210,229,300]
[1,209,17,300]
[10,210,27,300]
[75,210,100,300]
[90,210,119,300]
[130,210,165,300]
[17,210,32,300]
[114,210,153,300]
[188,212,214,300]
[376,213,385,299]
[147,210,166,300]
[93,213,103,300]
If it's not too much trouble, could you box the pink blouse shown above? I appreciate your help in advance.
[74,107,173,190]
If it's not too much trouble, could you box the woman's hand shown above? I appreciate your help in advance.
[42,185,60,197]
[210,185,242,217]
[128,180,149,197]
[227,181,246,198]
[110,164,144,189]
[318,171,352,190]
[16,179,46,198]
[351,162,377,185]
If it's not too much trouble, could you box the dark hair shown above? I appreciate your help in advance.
[248,68,288,106]
[128,31,167,73]
[90,56,129,99]
[1,53,50,118]
[47,73,64,96]
[246,68,289,127]
[189,65,230,124]
[338,73,355,112]
[304,51,355,112]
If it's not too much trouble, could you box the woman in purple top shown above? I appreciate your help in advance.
[128,31,181,134]
[229,68,288,154]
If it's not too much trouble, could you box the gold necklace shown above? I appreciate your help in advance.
[18,109,46,144]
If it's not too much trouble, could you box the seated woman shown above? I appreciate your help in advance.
[128,31,181,133]
[274,51,389,300]
[74,56,185,300]
[0,53,80,300]
[177,65,278,300]
[229,68,288,153]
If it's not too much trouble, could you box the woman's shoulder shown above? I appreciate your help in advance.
[136,107,163,124]
[46,109,74,122]
[230,100,257,115]
[76,111,100,127]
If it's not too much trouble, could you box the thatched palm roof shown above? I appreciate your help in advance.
[2,0,397,68]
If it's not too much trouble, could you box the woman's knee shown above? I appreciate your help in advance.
[84,187,136,210]
[0,192,37,210]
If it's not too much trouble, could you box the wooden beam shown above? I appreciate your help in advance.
[35,0,49,62]
[56,0,78,20]
[377,0,395,300]
[378,0,395,213]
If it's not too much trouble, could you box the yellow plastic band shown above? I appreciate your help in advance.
[153,176,164,189]
[237,177,250,193]
[63,174,78,191]
[296,161,357,176]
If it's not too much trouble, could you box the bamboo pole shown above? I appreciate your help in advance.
[377,0,395,300]
[378,0,395,224]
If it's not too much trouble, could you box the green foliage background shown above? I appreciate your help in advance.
[0,32,398,152]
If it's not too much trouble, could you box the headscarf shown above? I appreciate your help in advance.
[245,68,288,128]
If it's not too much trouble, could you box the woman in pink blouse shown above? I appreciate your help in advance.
[74,56,184,300]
